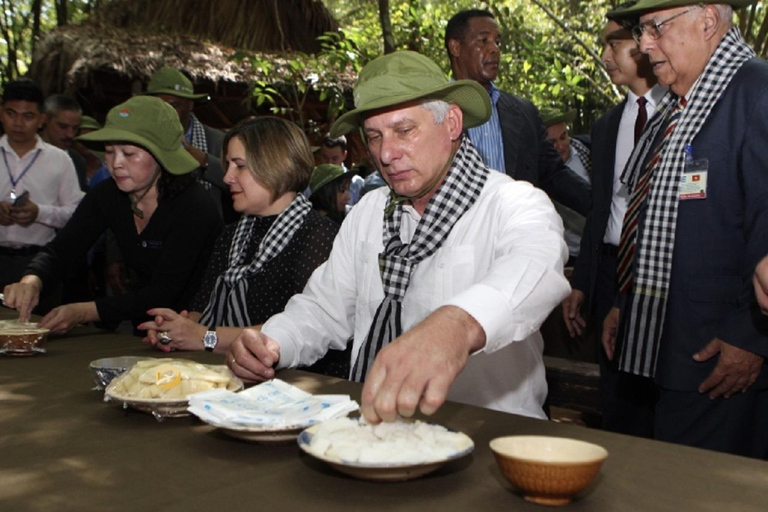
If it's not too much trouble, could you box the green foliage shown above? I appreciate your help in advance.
[235,30,362,135]
[0,0,93,85]
[321,0,764,130]
[2,0,766,134]
[325,0,620,131]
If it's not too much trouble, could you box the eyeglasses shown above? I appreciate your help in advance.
[632,7,696,44]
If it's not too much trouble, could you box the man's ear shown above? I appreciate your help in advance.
[701,5,721,41]
[447,104,464,140]
[447,38,461,59]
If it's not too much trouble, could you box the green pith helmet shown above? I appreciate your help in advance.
[330,51,491,138]
[77,96,198,175]
[145,66,208,101]
[79,115,101,131]
[309,164,349,196]
[540,108,577,128]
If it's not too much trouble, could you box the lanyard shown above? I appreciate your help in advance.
[3,146,42,197]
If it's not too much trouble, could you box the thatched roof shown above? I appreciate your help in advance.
[99,0,338,54]
[30,23,356,93]
[28,23,357,129]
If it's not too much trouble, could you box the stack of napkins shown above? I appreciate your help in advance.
[187,379,359,429]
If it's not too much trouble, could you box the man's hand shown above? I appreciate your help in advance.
[181,140,208,168]
[562,289,587,338]
[753,254,768,314]
[694,338,764,399]
[361,306,486,424]
[10,200,39,226]
[3,276,43,323]
[39,302,98,334]
[138,309,204,352]
[602,307,620,361]
[0,202,14,226]
[227,328,280,383]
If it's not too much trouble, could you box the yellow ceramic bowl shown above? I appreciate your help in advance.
[490,435,608,506]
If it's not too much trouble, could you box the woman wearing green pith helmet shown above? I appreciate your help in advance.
[2,96,223,334]
[308,164,354,225]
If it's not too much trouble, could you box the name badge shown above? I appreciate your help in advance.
[140,240,164,250]
[679,159,708,200]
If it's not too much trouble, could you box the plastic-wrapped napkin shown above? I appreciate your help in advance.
[187,379,359,428]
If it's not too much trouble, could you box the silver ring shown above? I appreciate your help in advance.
[158,332,172,344]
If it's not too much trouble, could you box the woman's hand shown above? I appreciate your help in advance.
[138,308,206,352]
[4,276,43,323]
[39,302,99,334]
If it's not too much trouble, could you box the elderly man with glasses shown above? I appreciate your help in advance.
[604,0,768,459]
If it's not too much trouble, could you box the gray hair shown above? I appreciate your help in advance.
[419,99,452,124]
[43,94,82,117]
[712,4,734,27]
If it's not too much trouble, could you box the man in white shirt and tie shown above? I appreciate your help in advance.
[562,5,667,436]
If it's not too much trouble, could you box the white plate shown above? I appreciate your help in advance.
[297,423,474,482]
[208,421,309,444]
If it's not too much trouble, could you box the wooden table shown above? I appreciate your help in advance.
[1,314,766,511]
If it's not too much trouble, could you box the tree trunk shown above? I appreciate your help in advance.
[56,0,68,26]
[407,0,421,52]
[0,0,18,80]
[31,0,42,55]
[378,0,395,54]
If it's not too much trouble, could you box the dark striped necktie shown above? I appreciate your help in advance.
[616,97,687,294]
[634,96,648,145]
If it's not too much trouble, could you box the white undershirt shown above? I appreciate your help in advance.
[603,84,668,246]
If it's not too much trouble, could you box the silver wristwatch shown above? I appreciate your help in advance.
[203,329,218,352]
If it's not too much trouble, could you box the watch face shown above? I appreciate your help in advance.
[203,331,218,350]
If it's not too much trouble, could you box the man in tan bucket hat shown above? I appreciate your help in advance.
[227,51,570,423]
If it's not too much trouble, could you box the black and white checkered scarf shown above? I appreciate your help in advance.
[199,193,312,327]
[571,137,592,175]
[617,27,755,377]
[188,113,208,154]
[351,136,490,381]
[188,113,211,190]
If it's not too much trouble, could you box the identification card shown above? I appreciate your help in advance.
[679,159,708,200]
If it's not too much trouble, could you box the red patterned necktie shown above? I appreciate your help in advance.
[617,97,687,294]
[634,96,648,145]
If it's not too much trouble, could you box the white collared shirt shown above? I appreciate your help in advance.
[0,135,84,248]
[603,84,668,246]
[263,171,570,419]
